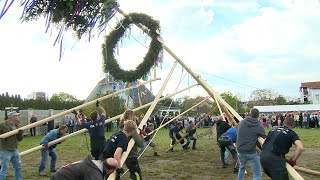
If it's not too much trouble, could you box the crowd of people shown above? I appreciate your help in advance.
[215,108,304,180]
[258,111,320,129]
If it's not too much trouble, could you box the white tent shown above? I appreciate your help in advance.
[254,104,320,113]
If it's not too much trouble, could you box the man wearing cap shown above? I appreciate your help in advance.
[0,111,24,180]
[51,157,118,180]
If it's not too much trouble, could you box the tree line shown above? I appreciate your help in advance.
[0,92,84,110]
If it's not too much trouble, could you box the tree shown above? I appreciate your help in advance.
[250,89,279,101]
[275,95,287,105]
[213,92,245,115]
[50,92,78,102]
[181,96,212,116]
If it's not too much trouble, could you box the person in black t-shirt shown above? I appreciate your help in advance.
[169,121,185,151]
[74,100,107,160]
[216,115,231,142]
[260,117,304,180]
[99,120,138,180]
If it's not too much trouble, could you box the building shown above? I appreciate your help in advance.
[85,78,155,108]
[300,81,320,104]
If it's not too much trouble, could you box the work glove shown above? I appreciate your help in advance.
[43,145,49,149]
[116,167,124,174]
[96,100,100,107]
[72,110,78,115]
[18,129,24,135]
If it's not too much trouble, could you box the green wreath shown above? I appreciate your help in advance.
[102,13,163,82]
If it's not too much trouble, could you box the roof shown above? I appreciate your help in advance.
[254,104,320,113]
[301,81,320,88]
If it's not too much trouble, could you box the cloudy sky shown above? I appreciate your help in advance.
[0,0,319,101]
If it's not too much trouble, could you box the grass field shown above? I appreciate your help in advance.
[5,127,320,180]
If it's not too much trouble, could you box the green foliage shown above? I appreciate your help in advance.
[102,13,163,82]
[0,92,84,110]
[213,92,245,114]
[180,96,212,116]
[80,92,125,118]
[21,0,119,39]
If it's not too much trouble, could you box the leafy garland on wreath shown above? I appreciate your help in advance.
[102,12,163,82]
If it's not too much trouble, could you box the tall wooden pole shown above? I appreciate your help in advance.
[19,84,198,157]
[108,62,178,180]
[116,8,303,180]
[0,78,160,139]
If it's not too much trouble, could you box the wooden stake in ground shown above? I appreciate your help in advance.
[165,107,216,153]
[0,78,160,139]
[108,62,178,180]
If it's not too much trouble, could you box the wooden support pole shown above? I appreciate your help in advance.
[116,8,303,180]
[165,107,216,153]
[294,166,320,176]
[108,62,178,180]
[0,78,160,139]
[147,97,210,137]
[20,84,198,157]
[220,103,237,126]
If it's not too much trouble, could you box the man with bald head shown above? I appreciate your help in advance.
[51,157,118,180]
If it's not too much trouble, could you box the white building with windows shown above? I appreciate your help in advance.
[300,81,320,104]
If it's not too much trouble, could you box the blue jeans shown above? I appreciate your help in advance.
[0,150,22,180]
[185,136,197,148]
[238,153,261,180]
[38,148,57,173]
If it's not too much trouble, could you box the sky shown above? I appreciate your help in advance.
[0,0,319,102]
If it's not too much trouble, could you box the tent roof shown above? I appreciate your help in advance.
[254,104,320,113]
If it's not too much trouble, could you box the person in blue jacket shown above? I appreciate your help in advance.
[38,125,68,175]
[218,127,238,173]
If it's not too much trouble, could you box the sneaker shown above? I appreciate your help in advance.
[192,147,196,150]
[222,164,227,168]
[50,169,57,173]
[38,172,46,176]
[154,152,160,156]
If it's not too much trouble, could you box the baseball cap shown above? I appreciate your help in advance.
[7,111,20,118]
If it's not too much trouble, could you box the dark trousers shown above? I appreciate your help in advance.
[125,157,142,180]
[260,152,289,180]
[169,133,185,149]
[30,127,36,136]
[91,139,105,160]
[218,136,238,169]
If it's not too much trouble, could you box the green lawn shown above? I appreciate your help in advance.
[4,127,320,180]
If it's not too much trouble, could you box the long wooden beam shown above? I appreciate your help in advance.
[19,84,198,156]
[0,78,160,139]
[294,166,320,176]
[116,8,303,180]
[108,62,178,180]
